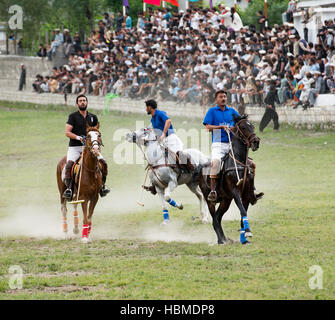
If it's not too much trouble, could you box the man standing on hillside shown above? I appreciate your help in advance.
[18,64,26,91]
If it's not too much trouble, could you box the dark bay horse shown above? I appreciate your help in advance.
[199,115,262,245]
[57,123,103,243]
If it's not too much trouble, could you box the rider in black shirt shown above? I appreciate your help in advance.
[63,94,110,200]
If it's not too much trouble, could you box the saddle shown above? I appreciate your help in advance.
[62,157,104,185]
[162,147,194,173]
[204,155,255,188]
[71,161,81,185]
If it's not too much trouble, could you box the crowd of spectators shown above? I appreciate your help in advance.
[32,4,335,111]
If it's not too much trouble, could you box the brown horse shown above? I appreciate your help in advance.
[199,115,262,245]
[56,123,103,243]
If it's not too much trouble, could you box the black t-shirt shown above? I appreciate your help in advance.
[67,111,98,147]
[258,15,265,32]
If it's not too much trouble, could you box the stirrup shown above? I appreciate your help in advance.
[100,186,110,197]
[207,190,217,202]
[255,192,264,200]
[63,188,73,200]
[250,191,264,205]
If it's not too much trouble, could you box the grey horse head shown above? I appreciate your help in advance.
[126,127,156,146]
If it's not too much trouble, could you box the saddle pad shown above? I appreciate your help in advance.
[61,161,81,184]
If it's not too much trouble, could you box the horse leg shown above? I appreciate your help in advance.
[232,189,253,242]
[61,198,68,234]
[214,199,233,244]
[164,180,183,210]
[81,200,90,243]
[73,204,79,235]
[157,188,170,224]
[239,197,251,244]
[87,195,99,239]
[186,182,210,223]
[206,201,225,244]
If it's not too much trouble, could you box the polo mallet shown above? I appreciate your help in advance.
[134,130,155,206]
[226,128,243,187]
[69,152,85,205]
[136,168,149,207]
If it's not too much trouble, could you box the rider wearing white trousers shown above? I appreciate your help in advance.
[145,99,195,224]
[145,99,194,171]
[63,94,110,200]
[203,90,263,203]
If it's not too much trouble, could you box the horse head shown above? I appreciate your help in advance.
[126,127,156,146]
[233,115,260,152]
[86,122,102,158]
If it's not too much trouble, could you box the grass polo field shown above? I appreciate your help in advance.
[0,100,334,300]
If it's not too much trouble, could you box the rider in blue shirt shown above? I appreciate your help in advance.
[203,105,240,143]
[203,90,240,201]
[145,99,194,173]
[150,109,176,138]
[203,90,263,203]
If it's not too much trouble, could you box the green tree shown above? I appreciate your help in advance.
[0,0,51,54]
[239,0,289,29]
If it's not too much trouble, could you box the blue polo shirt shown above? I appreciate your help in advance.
[151,109,175,137]
[203,105,240,143]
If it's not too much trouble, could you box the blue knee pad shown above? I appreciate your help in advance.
[163,210,169,221]
[167,198,178,207]
[240,228,248,244]
[242,217,250,230]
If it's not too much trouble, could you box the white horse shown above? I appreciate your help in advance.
[126,127,210,224]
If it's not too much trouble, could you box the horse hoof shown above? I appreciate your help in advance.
[81,237,90,244]
[241,240,252,245]
[73,228,79,235]
[245,230,253,238]
[178,204,183,210]
[160,220,170,226]
[202,218,210,224]
[62,232,69,240]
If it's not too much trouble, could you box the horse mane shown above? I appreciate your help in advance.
[234,114,249,123]
[86,126,100,134]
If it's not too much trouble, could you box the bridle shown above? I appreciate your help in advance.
[227,118,259,193]
[234,118,259,148]
[85,129,103,157]
[132,128,177,188]
[140,128,158,145]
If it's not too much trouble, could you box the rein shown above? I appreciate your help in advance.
[226,119,256,192]
[81,132,102,174]
[136,132,180,188]
[233,119,258,149]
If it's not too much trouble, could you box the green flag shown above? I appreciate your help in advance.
[104,93,119,115]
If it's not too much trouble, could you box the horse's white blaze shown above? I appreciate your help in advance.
[88,131,99,145]
[88,131,100,154]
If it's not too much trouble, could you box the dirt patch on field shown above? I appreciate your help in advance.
[6,284,103,294]
[24,271,97,279]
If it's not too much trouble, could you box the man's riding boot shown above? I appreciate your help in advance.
[250,176,264,205]
[63,160,74,200]
[250,186,264,205]
[248,160,264,205]
[207,177,218,202]
[98,159,110,197]
[100,176,110,197]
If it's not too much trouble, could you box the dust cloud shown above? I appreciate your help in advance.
[0,184,252,244]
